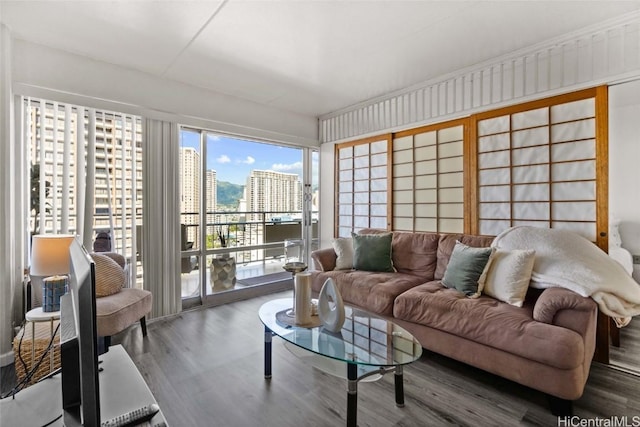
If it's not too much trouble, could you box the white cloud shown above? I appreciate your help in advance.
[272,161,303,171]
[216,155,231,163]
[208,135,221,141]
[242,156,255,165]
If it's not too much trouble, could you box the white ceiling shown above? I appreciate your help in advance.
[2,1,640,117]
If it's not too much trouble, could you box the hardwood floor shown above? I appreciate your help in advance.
[609,316,640,373]
[3,292,640,426]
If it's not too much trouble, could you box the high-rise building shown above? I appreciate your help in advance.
[179,147,200,246]
[245,170,301,221]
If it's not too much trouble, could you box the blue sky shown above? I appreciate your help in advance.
[180,130,304,185]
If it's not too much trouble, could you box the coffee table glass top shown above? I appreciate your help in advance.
[259,298,422,367]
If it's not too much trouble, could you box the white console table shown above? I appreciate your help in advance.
[0,345,167,426]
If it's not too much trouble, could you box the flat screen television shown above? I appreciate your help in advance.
[60,237,101,427]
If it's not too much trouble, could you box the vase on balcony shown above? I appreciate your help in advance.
[210,254,236,292]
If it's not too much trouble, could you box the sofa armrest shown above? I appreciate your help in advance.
[533,287,598,337]
[311,248,337,272]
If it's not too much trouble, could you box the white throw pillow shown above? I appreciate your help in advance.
[332,237,354,270]
[481,249,536,307]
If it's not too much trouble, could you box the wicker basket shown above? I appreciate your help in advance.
[12,320,61,386]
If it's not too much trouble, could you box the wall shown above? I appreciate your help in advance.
[609,80,640,281]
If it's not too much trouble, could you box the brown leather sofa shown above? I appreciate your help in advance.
[309,229,598,415]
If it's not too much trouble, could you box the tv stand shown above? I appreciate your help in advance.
[0,345,167,426]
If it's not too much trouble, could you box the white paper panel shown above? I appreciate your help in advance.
[370,191,387,204]
[415,131,436,147]
[552,181,595,201]
[439,188,464,203]
[338,227,352,238]
[479,219,511,236]
[393,177,413,190]
[354,144,369,156]
[479,115,510,136]
[354,216,370,228]
[339,170,353,181]
[371,140,387,154]
[512,146,549,165]
[550,98,594,123]
[552,160,595,181]
[354,156,369,168]
[415,145,437,161]
[354,204,369,216]
[371,153,387,166]
[478,133,510,152]
[339,216,352,227]
[339,146,353,159]
[438,125,464,143]
[394,190,413,203]
[415,160,437,174]
[479,168,510,185]
[439,141,463,158]
[371,165,387,179]
[393,149,413,164]
[393,136,413,151]
[439,157,463,173]
[513,220,549,229]
[513,202,550,220]
[370,204,387,216]
[512,127,549,148]
[393,163,411,177]
[439,218,464,233]
[415,218,437,232]
[512,164,549,183]
[440,172,463,187]
[354,192,369,203]
[512,107,548,130]
[479,185,510,202]
[339,158,352,170]
[479,150,510,168]
[371,178,387,191]
[339,205,352,215]
[553,221,596,241]
[551,118,595,143]
[551,139,595,162]
[513,183,549,201]
[394,217,413,231]
[416,189,437,203]
[354,180,369,192]
[339,193,353,203]
[370,216,387,229]
[552,202,595,221]
[354,168,369,180]
[480,202,510,219]
[339,181,353,193]
[439,203,464,218]
[415,203,437,217]
[415,174,437,189]
[393,203,411,216]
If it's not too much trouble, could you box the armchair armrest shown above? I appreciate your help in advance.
[311,248,337,272]
[533,287,598,337]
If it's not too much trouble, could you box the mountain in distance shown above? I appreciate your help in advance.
[217,181,244,207]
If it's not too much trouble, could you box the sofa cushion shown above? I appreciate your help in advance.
[481,249,536,307]
[95,288,152,337]
[435,234,494,280]
[393,282,584,369]
[332,237,354,270]
[441,241,494,297]
[91,253,125,297]
[310,270,424,316]
[352,232,395,272]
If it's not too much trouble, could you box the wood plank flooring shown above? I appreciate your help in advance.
[3,291,640,426]
[609,316,640,372]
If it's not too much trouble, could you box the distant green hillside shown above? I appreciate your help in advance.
[217,181,244,207]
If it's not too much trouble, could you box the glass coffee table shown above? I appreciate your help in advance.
[259,298,422,427]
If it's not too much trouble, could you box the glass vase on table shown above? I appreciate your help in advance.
[283,238,307,317]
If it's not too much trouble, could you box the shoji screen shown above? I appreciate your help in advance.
[335,136,391,237]
[474,89,604,241]
[392,120,465,233]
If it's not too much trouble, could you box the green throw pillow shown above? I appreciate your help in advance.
[351,232,395,272]
[442,241,494,297]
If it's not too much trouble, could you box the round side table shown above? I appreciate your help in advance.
[25,307,60,375]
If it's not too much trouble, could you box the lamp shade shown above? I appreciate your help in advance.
[30,234,75,276]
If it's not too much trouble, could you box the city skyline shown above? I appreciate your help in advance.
[180,130,303,186]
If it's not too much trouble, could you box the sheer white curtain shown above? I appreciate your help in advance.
[143,118,181,318]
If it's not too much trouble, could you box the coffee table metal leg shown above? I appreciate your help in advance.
[264,326,272,379]
[347,362,357,427]
[394,365,404,407]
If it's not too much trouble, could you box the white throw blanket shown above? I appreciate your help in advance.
[492,226,640,327]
